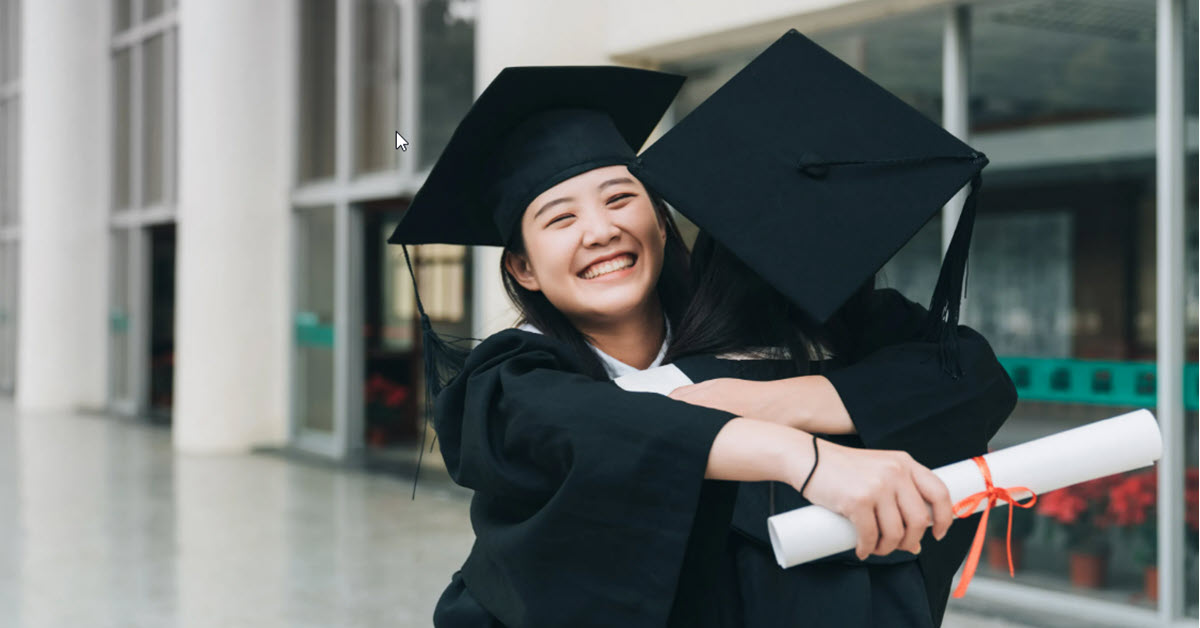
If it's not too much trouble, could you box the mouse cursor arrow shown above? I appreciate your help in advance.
[395,131,409,151]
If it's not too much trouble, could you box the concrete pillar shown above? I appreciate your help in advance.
[173,0,294,452]
[17,0,109,411]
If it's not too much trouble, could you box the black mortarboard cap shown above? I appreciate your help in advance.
[386,66,683,495]
[388,66,684,247]
[630,29,987,376]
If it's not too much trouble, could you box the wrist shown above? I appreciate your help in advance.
[781,429,819,490]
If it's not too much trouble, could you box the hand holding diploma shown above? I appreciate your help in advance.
[792,439,956,559]
[766,409,1163,596]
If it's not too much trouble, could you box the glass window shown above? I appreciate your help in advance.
[14,0,19,82]
[964,0,1161,607]
[0,242,16,393]
[298,0,338,182]
[0,0,18,83]
[418,0,476,170]
[353,0,400,175]
[112,48,133,210]
[143,0,165,21]
[0,101,7,227]
[4,99,17,228]
[381,218,415,351]
[113,0,132,34]
[295,207,336,433]
[143,34,166,206]
[415,244,467,323]
[810,13,945,123]
[110,230,132,401]
[972,0,1155,130]
[168,30,177,203]
[0,0,8,84]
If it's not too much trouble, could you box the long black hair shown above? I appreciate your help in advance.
[501,193,692,380]
[664,231,875,374]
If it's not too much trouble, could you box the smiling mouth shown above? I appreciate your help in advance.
[579,254,637,280]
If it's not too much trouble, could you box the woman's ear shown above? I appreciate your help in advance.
[503,251,541,292]
[655,204,669,244]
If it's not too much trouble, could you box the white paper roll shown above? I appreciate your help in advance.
[767,409,1163,568]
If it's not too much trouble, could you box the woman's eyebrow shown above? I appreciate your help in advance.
[534,178,636,220]
[534,197,573,220]
[597,177,634,191]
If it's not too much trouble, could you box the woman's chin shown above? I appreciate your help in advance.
[573,289,660,326]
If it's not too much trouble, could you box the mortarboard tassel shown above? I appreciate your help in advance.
[400,244,472,499]
[920,173,982,379]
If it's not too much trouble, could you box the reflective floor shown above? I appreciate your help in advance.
[0,400,1045,628]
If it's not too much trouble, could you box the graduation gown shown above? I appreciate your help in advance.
[430,328,739,628]
[433,290,1015,628]
[667,288,1017,627]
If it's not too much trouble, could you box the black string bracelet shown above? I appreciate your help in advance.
[799,434,820,498]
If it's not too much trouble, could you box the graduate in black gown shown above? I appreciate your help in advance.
[661,236,1015,627]
[625,30,1018,626]
[386,61,965,628]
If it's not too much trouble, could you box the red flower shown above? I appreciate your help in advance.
[1038,487,1090,525]
[364,375,411,408]
[1107,470,1156,528]
[384,387,410,407]
[1037,475,1122,528]
[1187,467,1199,532]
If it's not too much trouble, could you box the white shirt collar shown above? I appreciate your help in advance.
[516,319,672,380]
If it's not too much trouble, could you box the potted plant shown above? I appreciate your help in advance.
[364,373,412,446]
[1187,468,1199,601]
[1107,466,1200,601]
[1037,475,1120,588]
[1107,469,1158,599]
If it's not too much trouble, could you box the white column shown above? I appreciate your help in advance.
[1154,0,1186,620]
[16,0,109,411]
[174,0,294,452]
[941,4,970,253]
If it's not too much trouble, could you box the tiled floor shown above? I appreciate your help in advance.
[0,400,1055,627]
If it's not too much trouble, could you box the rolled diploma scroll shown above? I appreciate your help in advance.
[766,408,1163,568]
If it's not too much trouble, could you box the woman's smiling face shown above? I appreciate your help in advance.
[504,165,668,328]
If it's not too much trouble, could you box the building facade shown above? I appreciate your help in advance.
[1,0,1197,625]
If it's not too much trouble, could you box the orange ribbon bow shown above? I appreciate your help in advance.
[950,455,1038,598]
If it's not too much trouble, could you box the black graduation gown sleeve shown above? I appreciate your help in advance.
[822,288,1017,469]
[431,329,738,628]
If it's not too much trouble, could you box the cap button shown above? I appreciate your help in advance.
[796,152,830,179]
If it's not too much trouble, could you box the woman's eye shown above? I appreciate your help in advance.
[548,214,574,226]
[607,193,635,204]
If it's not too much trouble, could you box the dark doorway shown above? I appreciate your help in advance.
[359,201,473,461]
[362,206,421,449]
[148,224,175,423]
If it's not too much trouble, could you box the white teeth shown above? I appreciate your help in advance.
[581,255,634,279]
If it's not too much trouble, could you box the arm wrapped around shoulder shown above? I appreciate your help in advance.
[824,325,1017,470]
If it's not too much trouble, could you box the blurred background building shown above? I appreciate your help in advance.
[0,0,1196,625]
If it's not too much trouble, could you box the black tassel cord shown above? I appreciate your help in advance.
[400,244,472,499]
[919,174,981,379]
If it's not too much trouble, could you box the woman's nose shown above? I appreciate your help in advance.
[580,208,620,247]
